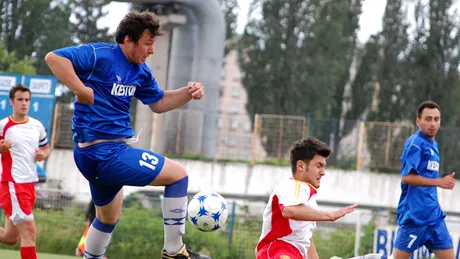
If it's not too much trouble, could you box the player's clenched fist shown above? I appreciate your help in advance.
[438,172,456,189]
[0,139,12,152]
[187,81,204,100]
[76,86,94,105]
[35,149,47,161]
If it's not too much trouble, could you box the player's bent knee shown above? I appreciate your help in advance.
[164,175,188,197]
[3,235,19,246]
[149,158,188,186]
[167,159,188,179]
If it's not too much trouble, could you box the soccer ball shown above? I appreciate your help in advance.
[187,191,229,232]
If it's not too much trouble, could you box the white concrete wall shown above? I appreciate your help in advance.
[45,149,460,214]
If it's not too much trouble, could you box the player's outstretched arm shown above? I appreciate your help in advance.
[149,81,204,113]
[402,171,455,189]
[44,52,94,104]
[282,203,358,222]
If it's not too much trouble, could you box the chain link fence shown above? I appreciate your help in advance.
[360,122,414,172]
[51,103,74,149]
[50,103,460,173]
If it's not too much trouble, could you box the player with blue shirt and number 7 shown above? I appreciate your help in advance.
[45,10,209,259]
[393,101,455,259]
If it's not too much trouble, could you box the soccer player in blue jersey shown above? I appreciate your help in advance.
[45,11,209,259]
[393,101,455,259]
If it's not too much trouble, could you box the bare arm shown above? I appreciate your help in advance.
[282,203,357,222]
[307,238,319,259]
[40,145,51,160]
[402,171,455,189]
[44,52,87,96]
[149,82,204,113]
[149,87,192,113]
[402,172,439,186]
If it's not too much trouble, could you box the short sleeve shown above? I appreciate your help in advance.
[134,67,164,104]
[276,181,310,209]
[38,122,48,148]
[53,44,96,75]
[401,144,422,176]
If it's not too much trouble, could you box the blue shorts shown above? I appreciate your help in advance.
[74,142,165,206]
[394,219,453,253]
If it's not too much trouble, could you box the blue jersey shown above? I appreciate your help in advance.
[53,43,164,143]
[397,130,445,226]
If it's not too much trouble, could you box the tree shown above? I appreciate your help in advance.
[347,0,412,171]
[239,0,363,160]
[0,45,36,74]
[219,0,239,56]
[301,0,363,165]
[71,0,113,44]
[34,2,74,75]
[366,0,410,122]
[238,0,315,157]
[240,0,316,118]
[0,0,75,75]
[407,0,460,126]
[0,0,53,58]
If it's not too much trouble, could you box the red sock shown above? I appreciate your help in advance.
[20,246,37,259]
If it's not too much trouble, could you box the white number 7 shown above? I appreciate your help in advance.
[407,234,417,248]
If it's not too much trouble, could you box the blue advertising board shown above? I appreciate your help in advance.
[0,73,58,138]
[374,225,460,259]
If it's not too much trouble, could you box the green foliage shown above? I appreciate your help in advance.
[359,220,376,254]
[0,0,74,75]
[0,0,113,75]
[315,229,355,258]
[71,0,113,44]
[34,2,74,75]
[219,0,240,56]
[239,0,363,165]
[0,205,242,259]
[0,249,76,259]
[0,45,36,74]
[0,204,378,259]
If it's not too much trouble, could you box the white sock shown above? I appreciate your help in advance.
[84,218,117,259]
[162,196,187,254]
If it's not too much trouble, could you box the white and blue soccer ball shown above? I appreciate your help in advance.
[187,191,229,232]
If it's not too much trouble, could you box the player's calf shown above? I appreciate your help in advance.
[16,221,36,246]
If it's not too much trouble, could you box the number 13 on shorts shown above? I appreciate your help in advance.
[139,152,159,170]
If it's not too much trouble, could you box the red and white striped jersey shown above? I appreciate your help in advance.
[256,178,319,258]
[0,117,48,183]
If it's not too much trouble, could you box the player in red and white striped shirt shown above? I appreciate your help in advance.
[0,84,50,259]
[256,137,358,259]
